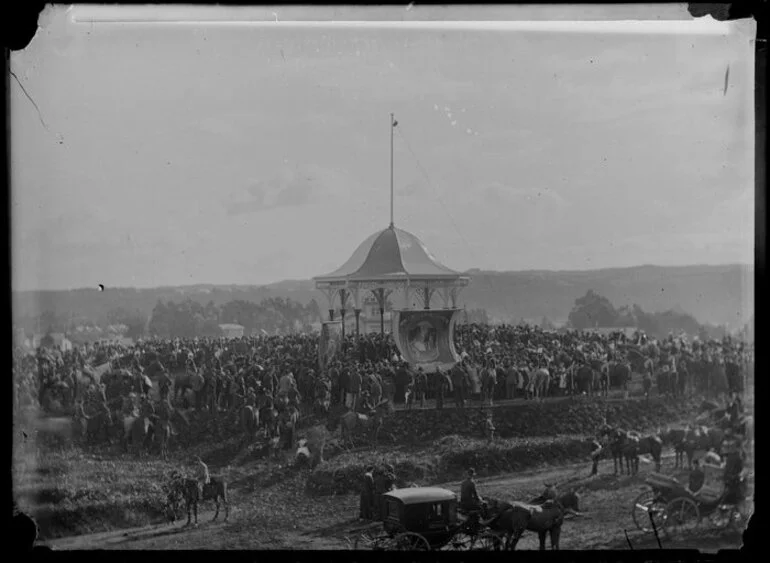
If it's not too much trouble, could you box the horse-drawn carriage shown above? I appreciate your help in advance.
[631,471,749,536]
[353,487,501,551]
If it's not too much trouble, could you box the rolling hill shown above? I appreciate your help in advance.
[12,264,754,331]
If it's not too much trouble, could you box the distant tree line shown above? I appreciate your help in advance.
[147,296,322,338]
[15,297,323,341]
[566,289,732,340]
[458,308,491,325]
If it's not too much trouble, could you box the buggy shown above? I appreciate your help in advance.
[353,487,501,550]
[631,470,749,536]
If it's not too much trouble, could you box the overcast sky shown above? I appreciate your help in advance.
[11,5,755,291]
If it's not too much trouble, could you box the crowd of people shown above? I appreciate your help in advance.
[14,323,752,454]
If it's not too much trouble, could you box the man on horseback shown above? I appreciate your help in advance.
[193,455,210,498]
[531,483,558,506]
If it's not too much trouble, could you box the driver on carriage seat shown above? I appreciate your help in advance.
[685,459,705,496]
[460,468,485,513]
[531,483,558,506]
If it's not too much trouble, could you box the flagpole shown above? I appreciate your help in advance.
[390,112,394,228]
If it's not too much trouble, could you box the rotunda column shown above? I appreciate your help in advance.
[351,287,362,338]
[338,288,350,339]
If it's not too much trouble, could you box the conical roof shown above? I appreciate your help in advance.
[314,225,464,282]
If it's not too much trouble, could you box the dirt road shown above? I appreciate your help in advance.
[43,452,750,551]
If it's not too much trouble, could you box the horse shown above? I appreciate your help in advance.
[619,432,663,474]
[326,400,393,448]
[607,362,632,399]
[171,369,195,402]
[635,434,664,473]
[527,368,550,401]
[483,492,582,550]
[598,427,627,475]
[660,426,689,469]
[572,364,595,396]
[682,425,725,468]
[180,477,229,526]
[587,359,608,396]
[124,415,153,456]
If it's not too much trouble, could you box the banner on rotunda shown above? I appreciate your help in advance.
[392,309,462,371]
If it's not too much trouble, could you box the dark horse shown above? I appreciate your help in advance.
[620,432,663,474]
[607,362,632,399]
[180,478,229,526]
[326,400,393,448]
[599,427,626,474]
[482,491,582,550]
[571,364,596,396]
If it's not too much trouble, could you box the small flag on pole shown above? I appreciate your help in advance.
[393,119,398,127]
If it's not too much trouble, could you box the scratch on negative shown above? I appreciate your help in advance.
[723,64,730,96]
[10,69,51,132]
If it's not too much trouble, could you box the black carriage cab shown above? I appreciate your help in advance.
[383,487,458,541]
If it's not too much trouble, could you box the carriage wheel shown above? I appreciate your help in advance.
[474,531,504,551]
[442,533,470,551]
[631,490,666,532]
[386,532,431,551]
[441,532,474,551]
[353,531,381,550]
[663,497,700,537]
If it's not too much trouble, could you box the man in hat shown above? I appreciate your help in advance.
[481,359,497,407]
[451,359,468,409]
[374,464,397,521]
[532,482,558,505]
[414,367,428,409]
[431,366,446,410]
[348,365,363,412]
[460,468,484,513]
[359,466,376,520]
